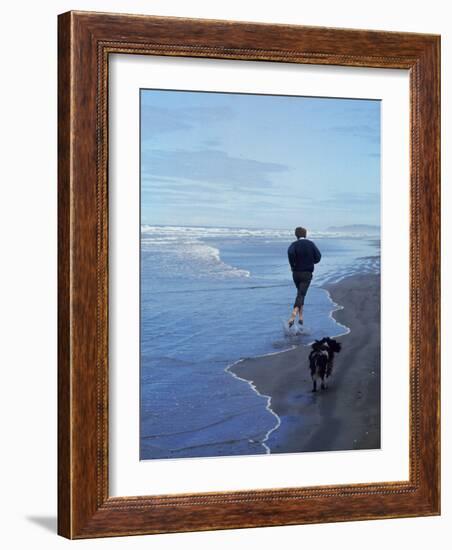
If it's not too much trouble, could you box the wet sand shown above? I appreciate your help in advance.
[229,273,381,453]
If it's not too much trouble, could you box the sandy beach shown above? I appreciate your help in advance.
[229,272,381,454]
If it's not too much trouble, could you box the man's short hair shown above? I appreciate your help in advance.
[295,226,307,239]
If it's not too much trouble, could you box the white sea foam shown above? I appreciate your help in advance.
[321,288,351,338]
[141,227,251,279]
[174,241,251,278]
[225,359,283,455]
[141,224,380,241]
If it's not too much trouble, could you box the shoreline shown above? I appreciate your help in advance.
[229,271,381,454]
[225,359,282,454]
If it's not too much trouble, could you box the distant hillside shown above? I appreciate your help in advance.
[326,224,380,234]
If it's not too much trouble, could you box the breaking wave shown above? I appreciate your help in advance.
[141,224,380,241]
[141,226,251,279]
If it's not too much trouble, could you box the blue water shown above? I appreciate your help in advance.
[140,226,380,459]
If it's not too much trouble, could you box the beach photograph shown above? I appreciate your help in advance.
[140,89,381,460]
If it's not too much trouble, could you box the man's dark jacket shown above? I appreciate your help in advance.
[287,238,321,272]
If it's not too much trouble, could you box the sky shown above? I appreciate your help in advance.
[140,89,380,230]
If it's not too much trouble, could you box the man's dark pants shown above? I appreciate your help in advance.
[292,270,313,309]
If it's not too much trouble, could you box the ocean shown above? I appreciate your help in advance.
[140,225,380,460]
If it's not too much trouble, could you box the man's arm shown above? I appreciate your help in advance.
[287,243,296,270]
[312,242,321,264]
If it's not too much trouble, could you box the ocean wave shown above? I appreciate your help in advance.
[141,229,250,279]
[141,224,380,240]
[314,255,380,285]
[141,225,290,240]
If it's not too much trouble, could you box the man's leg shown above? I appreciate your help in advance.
[288,272,301,326]
[288,306,299,327]
[296,273,312,325]
[298,304,304,324]
[287,298,303,327]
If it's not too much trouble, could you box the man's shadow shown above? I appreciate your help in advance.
[26,516,57,533]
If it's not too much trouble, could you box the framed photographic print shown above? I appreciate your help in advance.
[58,11,440,538]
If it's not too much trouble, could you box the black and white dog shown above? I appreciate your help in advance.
[308,337,342,392]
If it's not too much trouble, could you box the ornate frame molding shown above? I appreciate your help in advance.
[58,11,440,538]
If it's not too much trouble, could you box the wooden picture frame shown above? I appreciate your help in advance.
[58,11,440,539]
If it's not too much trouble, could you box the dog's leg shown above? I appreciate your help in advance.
[320,380,325,390]
[312,378,317,392]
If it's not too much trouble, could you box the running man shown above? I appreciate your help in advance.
[287,226,321,327]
